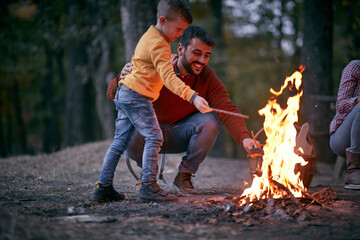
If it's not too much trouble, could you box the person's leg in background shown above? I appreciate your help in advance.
[330,104,360,189]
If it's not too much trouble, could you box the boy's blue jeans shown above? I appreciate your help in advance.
[330,103,360,157]
[98,85,163,185]
[127,112,220,174]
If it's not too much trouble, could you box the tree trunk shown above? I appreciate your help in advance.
[0,89,5,157]
[120,0,157,62]
[55,50,65,146]
[64,1,88,147]
[300,0,334,163]
[209,0,227,157]
[92,32,115,139]
[290,0,302,67]
[42,44,61,153]
[13,79,28,154]
[88,1,116,140]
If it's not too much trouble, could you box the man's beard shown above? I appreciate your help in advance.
[181,55,204,76]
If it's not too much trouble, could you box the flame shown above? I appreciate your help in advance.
[240,69,307,205]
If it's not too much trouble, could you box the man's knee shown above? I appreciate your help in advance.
[197,113,220,136]
[145,128,163,146]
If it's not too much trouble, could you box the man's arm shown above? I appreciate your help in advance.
[200,66,260,151]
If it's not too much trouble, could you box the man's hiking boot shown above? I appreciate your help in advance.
[173,173,197,194]
[92,182,125,203]
[139,182,178,202]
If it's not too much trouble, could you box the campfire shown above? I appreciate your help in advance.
[191,67,338,224]
[190,67,340,225]
[239,67,308,207]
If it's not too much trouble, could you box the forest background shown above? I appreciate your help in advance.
[1,0,359,164]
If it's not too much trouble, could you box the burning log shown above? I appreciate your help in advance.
[268,178,301,206]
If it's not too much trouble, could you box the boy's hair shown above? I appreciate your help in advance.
[157,0,193,24]
[179,25,216,49]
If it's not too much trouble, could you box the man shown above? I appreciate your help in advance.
[120,25,259,194]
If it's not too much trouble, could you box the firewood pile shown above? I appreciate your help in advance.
[192,187,338,224]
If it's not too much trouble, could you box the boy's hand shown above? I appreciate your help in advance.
[193,95,212,113]
[120,62,133,79]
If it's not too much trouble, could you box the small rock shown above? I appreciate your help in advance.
[125,230,135,235]
[265,198,275,214]
[67,206,75,215]
[223,203,231,212]
[244,204,252,213]
[307,205,321,212]
[58,215,117,223]
[208,218,217,224]
[274,209,290,220]
[297,213,309,222]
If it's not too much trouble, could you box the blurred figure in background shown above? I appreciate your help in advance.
[330,60,360,190]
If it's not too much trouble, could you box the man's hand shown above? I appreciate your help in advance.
[120,62,133,79]
[171,53,178,66]
[242,138,261,152]
[193,95,211,113]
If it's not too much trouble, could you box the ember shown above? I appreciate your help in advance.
[240,67,308,206]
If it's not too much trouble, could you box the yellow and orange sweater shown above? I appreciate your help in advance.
[119,25,196,102]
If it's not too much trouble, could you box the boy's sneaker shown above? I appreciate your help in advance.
[173,173,197,194]
[92,182,125,203]
[139,182,178,202]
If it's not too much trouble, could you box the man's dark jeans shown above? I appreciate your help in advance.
[127,112,220,174]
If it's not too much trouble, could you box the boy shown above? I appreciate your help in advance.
[92,0,210,203]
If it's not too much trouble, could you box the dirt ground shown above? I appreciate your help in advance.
[1,140,360,240]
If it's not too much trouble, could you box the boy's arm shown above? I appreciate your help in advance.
[151,41,196,102]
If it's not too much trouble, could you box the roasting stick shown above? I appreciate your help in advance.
[251,131,262,149]
[210,108,249,119]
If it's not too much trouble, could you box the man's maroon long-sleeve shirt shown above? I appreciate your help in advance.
[154,65,250,146]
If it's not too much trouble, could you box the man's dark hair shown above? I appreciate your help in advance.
[157,0,193,24]
[179,25,216,49]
